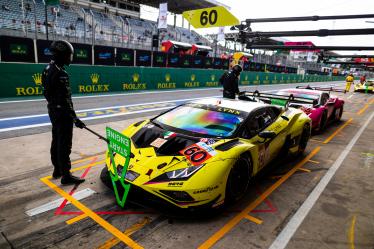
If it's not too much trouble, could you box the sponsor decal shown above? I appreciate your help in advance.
[180,142,216,166]
[163,131,176,139]
[16,73,43,96]
[200,138,216,145]
[157,73,177,89]
[241,74,250,85]
[75,48,88,59]
[122,73,147,91]
[263,75,270,84]
[10,44,27,55]
[78,73,110,93]
[253,75,260,84]
[150,138,167,148]
[144,123,155,129]
[205,74,219,87]
[193,185,218,194]
[184,74,200,88]
[271,75,278,84]
[168,182,184,187]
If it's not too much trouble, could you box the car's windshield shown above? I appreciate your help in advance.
[154,104,246,137]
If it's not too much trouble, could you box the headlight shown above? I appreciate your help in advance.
[146,164,205,184]
[166,164,205,180]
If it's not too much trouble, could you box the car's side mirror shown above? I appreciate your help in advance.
[258,131,276,139]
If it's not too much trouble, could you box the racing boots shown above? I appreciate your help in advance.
[61,174,85,185]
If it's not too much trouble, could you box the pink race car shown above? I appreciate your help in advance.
[272,88,345,131]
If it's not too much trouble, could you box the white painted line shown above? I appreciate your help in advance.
[25,188,96,216]
[0,96,219,122]
[268,110,374,249]
[0,81,342,104]
[348,93,355,99]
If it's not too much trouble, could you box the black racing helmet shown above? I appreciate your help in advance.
[50,40,74,65]
[232,64,243,76]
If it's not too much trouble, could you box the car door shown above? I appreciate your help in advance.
[241,107,286,170]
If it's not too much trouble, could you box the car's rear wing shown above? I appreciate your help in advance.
[240,91,317,107]
[296,85,345,93]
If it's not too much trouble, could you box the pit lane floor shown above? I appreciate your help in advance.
[0,84,373,249]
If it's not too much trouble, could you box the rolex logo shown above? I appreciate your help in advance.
[245,75,248,81]
[132,73,139,83]
[32,73,42,85]
[191,74,196,81]
[211,74,216,81]
[165,73,171,82]
[256,75,259,80]
[90,73,100,84]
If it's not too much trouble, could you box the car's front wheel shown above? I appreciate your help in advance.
[297,123,311,156]
[225,154,252,204]
[334,106,343,122]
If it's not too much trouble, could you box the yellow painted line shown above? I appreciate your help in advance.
[97,217,151,249]
[357,104,369,115]
[40,177,143,249]
[198,147,321,249]
[244,215,263,225]
[66,214,88,225]
[348,215,356,249]
[323,118,353,144]
[297,168,311,173]
[370,98,374,104]
[308,159,320,164]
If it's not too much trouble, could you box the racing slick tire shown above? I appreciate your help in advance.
[297,123,311,156]
[334,106,343,122]
[225,153,252,204]
[100,166,114,190]
[318,111,328,132]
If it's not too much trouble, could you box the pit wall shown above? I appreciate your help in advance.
[0,62,345,98]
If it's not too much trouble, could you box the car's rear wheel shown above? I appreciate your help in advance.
[225,154,252,204]
[318,111,328,132]
[297,123,311,156]
[334,106,343,122]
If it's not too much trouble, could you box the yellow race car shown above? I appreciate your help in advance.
[102,97,312,210]
[354,79,374,93]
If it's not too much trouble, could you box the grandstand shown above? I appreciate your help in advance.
[0,0,211,49]
[0,0,339,75]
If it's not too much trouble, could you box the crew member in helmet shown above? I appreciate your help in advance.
[220,64,243,99]
[42,40,86,185]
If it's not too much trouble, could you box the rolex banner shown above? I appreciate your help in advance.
[158,3,167,29]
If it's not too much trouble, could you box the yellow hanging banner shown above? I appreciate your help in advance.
[182,6,239,28]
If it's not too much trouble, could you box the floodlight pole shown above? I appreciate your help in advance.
[44,0,49,40]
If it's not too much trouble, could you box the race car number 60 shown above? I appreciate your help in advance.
[183,146,208,163]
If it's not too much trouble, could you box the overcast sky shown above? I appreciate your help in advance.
[141,0,374,55]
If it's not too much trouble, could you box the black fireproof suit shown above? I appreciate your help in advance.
[221,71,239,99]
[42,61,78,176]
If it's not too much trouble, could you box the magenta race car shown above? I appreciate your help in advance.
[270,87,345,131]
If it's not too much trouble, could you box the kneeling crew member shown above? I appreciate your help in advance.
[42,40,86,185]
[221,64,243,99]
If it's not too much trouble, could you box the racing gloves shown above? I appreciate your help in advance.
[74,118,86,129]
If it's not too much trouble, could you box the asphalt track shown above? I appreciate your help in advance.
[1,81,373,249]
